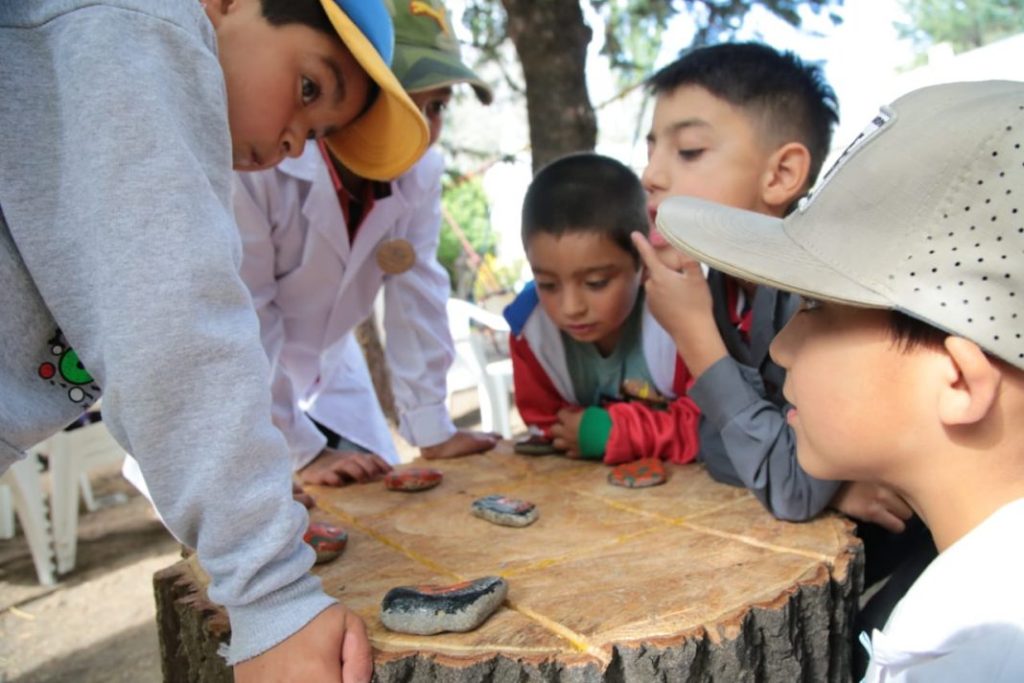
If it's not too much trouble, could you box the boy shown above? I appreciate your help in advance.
[638,42,845,520]
[634,44,932,663]
[0,1,426,679]
[504,153,701,464]
[232,0,497,487]
[650,79,1024,682]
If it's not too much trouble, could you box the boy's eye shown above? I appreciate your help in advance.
[678,148,705,161]
[798,296,823,312]
[424,100,447,117]
[585,279,609,290]
[301,76,320,106]
[535,281,557,292]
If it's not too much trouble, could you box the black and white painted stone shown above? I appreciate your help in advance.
[513,434,564,456]
[471,495,538,527]
[380,576,509,635]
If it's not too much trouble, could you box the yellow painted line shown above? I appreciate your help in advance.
[319,505,463,581]
[499,527,659,578]
[576,489,831,563]
[507,601,609,663]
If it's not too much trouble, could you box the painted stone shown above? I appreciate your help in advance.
[513,434,564,456]
[304,522,348,564]
[620,378,670,408]
[384,467,443,492]
[471,495,538,527]
[608,458,667,488]
[380,576,508,635]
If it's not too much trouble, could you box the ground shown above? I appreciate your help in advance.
[0,389,515,683]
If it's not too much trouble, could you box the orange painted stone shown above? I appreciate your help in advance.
[608,458,667,488]
[304,522,348,564]
[384,467,443,492]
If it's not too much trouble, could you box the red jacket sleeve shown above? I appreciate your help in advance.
[604,355,701,465]
[509,332,573,436]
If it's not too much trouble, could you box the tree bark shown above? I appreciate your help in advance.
[500,0,598,173]
[356,313,398,426]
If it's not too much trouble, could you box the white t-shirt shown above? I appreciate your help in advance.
[863,498,1024,682]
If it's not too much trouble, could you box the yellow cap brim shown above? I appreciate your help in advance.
[319,1,429,181]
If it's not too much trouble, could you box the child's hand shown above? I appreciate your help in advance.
[420,430,499,460]
[829,481,914,533]
[549,408,583,458]
[292,481,316,509]
[631,231,726,378]
[233,603,371,683]
[299,448,392,486]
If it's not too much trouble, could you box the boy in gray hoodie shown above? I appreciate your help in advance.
[0,1,426,680]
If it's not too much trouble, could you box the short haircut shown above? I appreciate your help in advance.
[521,153,648,265]
[648,42,839,189]
[260,0,335,36]
[259,0,379,116]
[888,311,948,352]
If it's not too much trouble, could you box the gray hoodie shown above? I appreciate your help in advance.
[0,0,334,663]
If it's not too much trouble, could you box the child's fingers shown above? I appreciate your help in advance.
[631,231,668,274]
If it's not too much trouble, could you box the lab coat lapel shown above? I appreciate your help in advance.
[320,182,409,349]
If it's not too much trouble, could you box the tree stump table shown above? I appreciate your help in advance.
[154,442,863,682]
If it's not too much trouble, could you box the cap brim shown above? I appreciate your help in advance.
[320,1,429,181]
[397,46,494,105]
[655,196,890,308]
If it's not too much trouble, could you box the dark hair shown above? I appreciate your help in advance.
[259,0,379,117]
[647,42,839,189]
[521,153,648,265]
[888,311,948,352]
[260,0,336,36]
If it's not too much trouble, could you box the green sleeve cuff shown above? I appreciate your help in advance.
[577,407,612,460]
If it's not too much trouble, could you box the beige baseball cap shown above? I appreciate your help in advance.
[656,80,1024,370]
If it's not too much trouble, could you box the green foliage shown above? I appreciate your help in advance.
[896,0,1024,53]
[438,173,497,295]
[598,0,842,84]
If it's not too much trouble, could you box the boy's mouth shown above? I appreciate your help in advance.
[565,323,598,336]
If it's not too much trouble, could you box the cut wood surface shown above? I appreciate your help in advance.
[154,442,863,682]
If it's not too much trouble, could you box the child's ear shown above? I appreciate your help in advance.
[937,336,1003,426]
[203,0,239,25]
[761,142,811,212]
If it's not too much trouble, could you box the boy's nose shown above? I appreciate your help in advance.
[641,159,665,194]
[561,289,586,318]
[280,120,312,160]
[768,317,798,369]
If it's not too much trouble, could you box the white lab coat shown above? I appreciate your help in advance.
[232,142,456,470]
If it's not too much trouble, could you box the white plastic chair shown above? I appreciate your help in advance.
[0,455,56,585]
[445,298,514,438]
[45,419,126,574]
[0,415,126,583]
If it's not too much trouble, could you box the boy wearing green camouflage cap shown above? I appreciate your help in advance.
[651,80,1024,681]
[0,1,427,680]
[230,0,496,490]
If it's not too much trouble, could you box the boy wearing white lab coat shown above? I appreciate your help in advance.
[233,0,498,486]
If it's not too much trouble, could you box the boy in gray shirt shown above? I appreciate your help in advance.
[0,1,426,679]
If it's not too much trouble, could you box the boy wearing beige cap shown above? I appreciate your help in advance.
[1,0,427,679]
[652,80,1024,681]
[231,0,498,488]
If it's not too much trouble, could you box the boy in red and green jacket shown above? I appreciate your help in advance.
[503,153,700,465]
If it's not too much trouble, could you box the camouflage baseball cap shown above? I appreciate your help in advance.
[390,0,494,104]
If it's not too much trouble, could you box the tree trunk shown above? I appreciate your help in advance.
[356,313,398,426]
[501,0,598,173]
